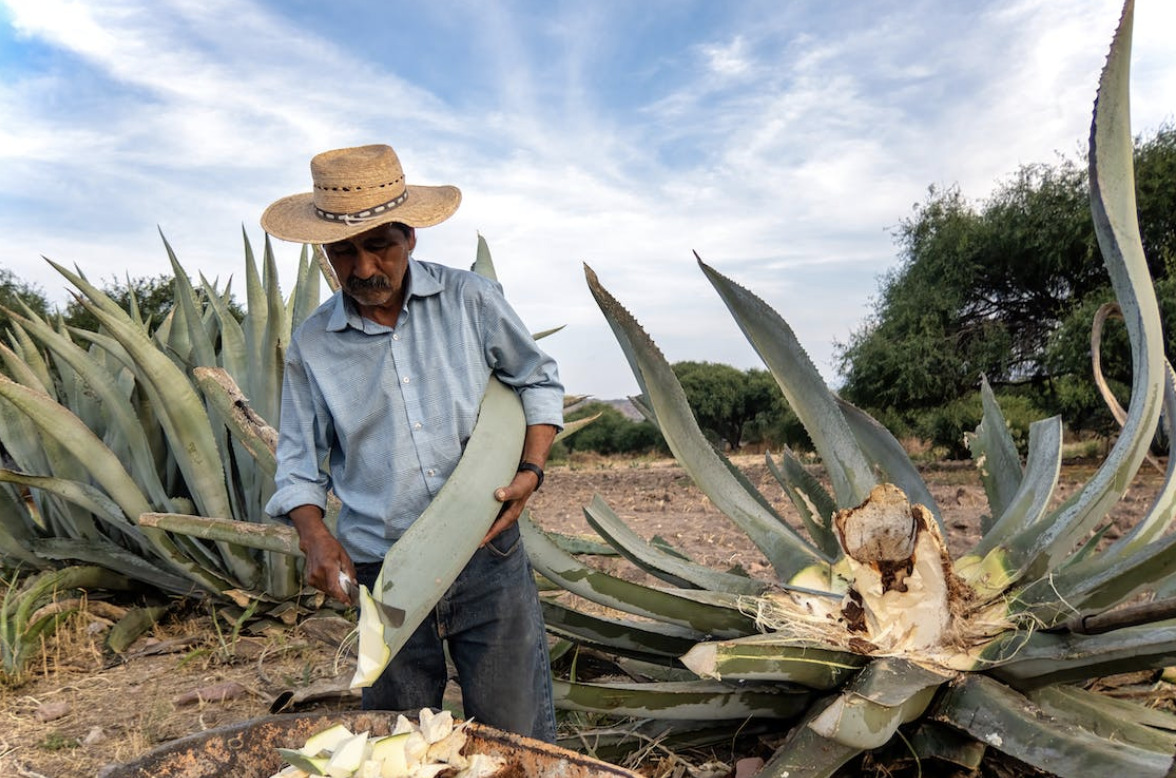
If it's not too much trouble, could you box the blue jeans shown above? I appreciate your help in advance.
[353,523,556,742]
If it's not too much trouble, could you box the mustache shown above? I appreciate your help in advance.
[346,275,393,292]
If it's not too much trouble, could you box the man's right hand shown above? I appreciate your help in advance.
[289,505,356,605]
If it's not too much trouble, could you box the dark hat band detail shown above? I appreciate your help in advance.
[315,174,404,193]
[314,190,410,226]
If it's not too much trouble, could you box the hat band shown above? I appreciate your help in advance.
[314,190,410,227]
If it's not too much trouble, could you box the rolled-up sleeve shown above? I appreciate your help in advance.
[480,283,565,429]
[264,338,334,519]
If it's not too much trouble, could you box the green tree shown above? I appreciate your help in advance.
[838,124,1176,442]
[671,361,809,452]
[61,273,245,332]
[0,268,51,334]
[561,402,665,456]
[62,274,179,332]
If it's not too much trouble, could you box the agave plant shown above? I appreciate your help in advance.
[0,233,331,632]
[527,3,1176,775]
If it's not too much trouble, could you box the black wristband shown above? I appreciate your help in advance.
[517,461,544,491]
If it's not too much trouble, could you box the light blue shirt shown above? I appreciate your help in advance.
[264,257,564,563]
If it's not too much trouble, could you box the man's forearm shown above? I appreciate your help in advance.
[520,423,558,469]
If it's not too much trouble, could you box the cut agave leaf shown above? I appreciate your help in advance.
[353,378,526,686]
[351,583,393,688]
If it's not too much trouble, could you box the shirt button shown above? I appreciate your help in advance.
[413,422,422,430]
[427,469,436,477]
[392,334,400,341]
[402,376,410,384]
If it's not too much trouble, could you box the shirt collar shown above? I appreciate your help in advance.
[326,257,445,332]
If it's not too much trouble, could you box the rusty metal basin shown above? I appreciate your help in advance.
[105,710,642,778]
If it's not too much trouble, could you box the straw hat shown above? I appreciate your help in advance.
[261,144,461,244]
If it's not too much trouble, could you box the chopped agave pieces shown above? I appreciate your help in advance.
[271,709,499,778]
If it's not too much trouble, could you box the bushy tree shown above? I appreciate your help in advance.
[838,125,1176,442]
[62,274,179,332]
[561,402,666,456]
[0,268,51,334]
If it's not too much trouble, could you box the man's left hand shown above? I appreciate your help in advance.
[484,467,541,545]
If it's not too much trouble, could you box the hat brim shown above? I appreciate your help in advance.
[260,184,461,244]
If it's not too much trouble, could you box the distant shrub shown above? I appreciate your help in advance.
[559,402,668,457]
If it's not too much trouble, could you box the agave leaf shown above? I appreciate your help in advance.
[0,470,142,544]
[194,367,278,477]
[968,378,1025,529]
[4,320,54,397]
[540,599,703,660]
[584,264,827,579]
[1017,530,1176,625]
[906,723,987,770]
[764,449,840,558]
[583,494,768,595]
[546,532,618,556]
[757,700,862,778]
[139,513,301,556]
[259,235,287,427]
[106,605,171,653]
[0,375,152,525]
[933,673,1174,778]
[765,657,949,769]
[553,678,810,720]
[28,537,197,594]
[241,230,271,414]
[958,416,1063,590]
[1069,360,1176,568]
[1005,0,1165,584]
[290,243,323,333]
[1089,304,1166,471]
[532,325,565,341]
[161,233,217,369]
[8,308,173,509]
[697,257,875,510]
[680,633,867,690]
[0,378,234,593]
[1028,684,1176,753]
[47,261,236,524]
[0,489,44,568]
[554,413,599,444]
[199,275,248,380]
[355,378,527,686]
[986,620,1176,688]
[0,340,98,540]
[471,233,497,281]
[521,513,757,638]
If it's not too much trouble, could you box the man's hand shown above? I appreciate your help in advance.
[483,423,557,546]
[290,505,356,605]
[486,468,541,545]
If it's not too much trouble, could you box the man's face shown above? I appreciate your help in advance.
[324,223,417,309]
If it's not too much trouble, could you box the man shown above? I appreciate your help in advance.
[261,144,562,741]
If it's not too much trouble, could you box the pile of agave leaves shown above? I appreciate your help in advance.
[0,2,1174,777]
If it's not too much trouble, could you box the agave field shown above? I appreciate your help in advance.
[1,1,1174,777]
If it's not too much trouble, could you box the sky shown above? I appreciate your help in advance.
[1,0,1174,401]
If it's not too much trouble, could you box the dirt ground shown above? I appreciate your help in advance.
[0,455,1167,777]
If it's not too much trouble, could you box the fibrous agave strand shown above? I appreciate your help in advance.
[533,2,1176,776]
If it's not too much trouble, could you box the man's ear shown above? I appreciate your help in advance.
[407,227,417,253]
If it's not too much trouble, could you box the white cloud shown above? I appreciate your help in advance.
[1,0,1173,401]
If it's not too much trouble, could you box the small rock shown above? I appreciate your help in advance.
[735,757,764,778]
[83,726,107,745]
[173,680,248,707]
[35,701,71,722]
